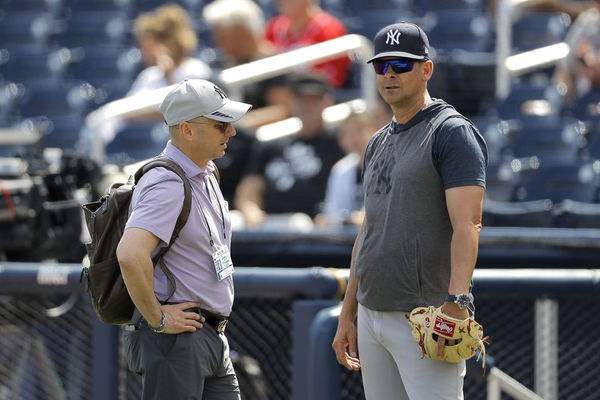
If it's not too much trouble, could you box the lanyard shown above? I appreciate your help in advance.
[191,175,226,247]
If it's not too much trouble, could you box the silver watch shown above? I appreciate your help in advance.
[445,293,474,310]
[150,311,167,333]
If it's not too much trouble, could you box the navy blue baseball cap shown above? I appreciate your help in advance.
[367,22,430,63]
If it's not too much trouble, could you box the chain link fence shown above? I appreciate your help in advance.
[121,298,293,400]
[0,294,93,400]
[1,267,599,400]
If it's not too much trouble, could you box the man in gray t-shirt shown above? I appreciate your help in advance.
[332,23,487,400]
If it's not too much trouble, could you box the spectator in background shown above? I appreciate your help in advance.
[265,0,351,88]
[315,100,393,227]
[314,112,374,227]
[553,0,600,104]
[88,3,213,147]
[128,3,211,96]
[234,74,344,226]
[202,0,294,129]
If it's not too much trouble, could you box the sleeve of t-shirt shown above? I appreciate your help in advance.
[433,119,488,190]
[125,168,185,246]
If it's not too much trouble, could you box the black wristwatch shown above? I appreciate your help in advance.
[445,293,474,310]
[150,311,167,333]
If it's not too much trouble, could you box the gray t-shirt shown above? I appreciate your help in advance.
[355,99,487,312]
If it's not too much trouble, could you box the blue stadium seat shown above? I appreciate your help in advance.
[352,11,415,42]
[57,11,132,47]
[483,199,554,227]
[4,0,63,15]
[42,113,86,149]
[0,11,57,48]
[424,10,492,53]
[507,117,589,162]
[570,89,600,124]
[512,11,571,52]
[413,0,483,14]
[472,116,520,163]
[347,0,412,13]
[62,0,134,13]
[486,156,538,202]
[67,45,141,89]
[553,199,600,228]
[496,82,564,120]
[514,160,600,202]
[0,46,70,86]
[106,121,170,164]
[0,81,25,123]
[19,81,103,119]
[486,161,519,202]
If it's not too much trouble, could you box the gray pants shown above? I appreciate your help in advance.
[123,324,240,400]
[358,304,465,400]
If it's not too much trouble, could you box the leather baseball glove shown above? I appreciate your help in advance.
[406,306,489,370]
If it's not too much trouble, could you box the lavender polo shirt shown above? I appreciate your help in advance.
[125,142,234,316]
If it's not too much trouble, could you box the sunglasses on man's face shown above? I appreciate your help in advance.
[372,59,414,75]
[186,120,231,133]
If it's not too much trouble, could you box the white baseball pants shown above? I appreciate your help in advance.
[357,303,466,400]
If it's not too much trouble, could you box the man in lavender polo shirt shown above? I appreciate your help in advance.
[116,79,251,400]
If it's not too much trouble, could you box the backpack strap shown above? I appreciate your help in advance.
[134,157,193,302]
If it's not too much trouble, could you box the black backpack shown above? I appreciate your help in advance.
[81,157,192,325]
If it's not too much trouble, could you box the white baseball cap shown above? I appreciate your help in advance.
[159,79,252,126]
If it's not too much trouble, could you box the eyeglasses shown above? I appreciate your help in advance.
[186,120,230,133]
[372,59,414,75]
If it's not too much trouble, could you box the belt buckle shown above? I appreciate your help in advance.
[215,319,228,334]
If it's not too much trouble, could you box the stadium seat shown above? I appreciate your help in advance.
[42,113,86,149]
[0,81,26,122]
[413,0,484,14]
[67,45,141,89]
[553,199,600,228]
[62,0,134,13]
[0,11,57,48]
[4,0,63,15]
[471,116,519,163]
[424,10,492,53]
[486,157,538,202]
[507,117,589,162]
[512,11,571,52]
[570,89,600,124]
[514,160,600,202]
[19,81,103,119]
[495,82,564,120]
[0,46,70,86]
[106,122,170,165]
[57,10,132,48]
[483,198,554,227]
[353,11,414,42]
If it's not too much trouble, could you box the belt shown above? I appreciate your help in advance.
[125,307,229,334]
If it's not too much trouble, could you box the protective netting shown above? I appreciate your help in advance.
[121,298,293,400]
[1,292,598,400]
[0,295,93,400]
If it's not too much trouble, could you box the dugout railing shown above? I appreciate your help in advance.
[0,262,599,400]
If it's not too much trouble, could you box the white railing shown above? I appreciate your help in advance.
[487,367,545,400]
[495,0,571,99]
[83,34,375,164]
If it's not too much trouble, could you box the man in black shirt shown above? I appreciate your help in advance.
[235,74,344,226]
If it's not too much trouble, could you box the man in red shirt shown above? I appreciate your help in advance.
[265,0,351,87]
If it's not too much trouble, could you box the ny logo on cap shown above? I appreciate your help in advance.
[386,29,401,45]
[214,85,227,100]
